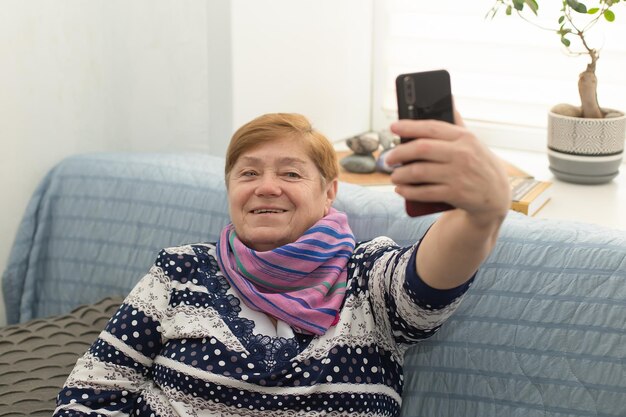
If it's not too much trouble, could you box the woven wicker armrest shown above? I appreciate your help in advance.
[0,297,123,417]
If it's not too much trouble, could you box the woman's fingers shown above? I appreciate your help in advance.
[394,182,451,203]
[386,108,511,219]
[386,120,464,166]
[385,139,453,167]
[390,119,463,141]
[388,132,510,215]
[390,160,451,186]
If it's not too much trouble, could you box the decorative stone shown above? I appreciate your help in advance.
[340,154,376,173]
[378,130,397,150]
[376,148,395,174]
[346,133,379,155]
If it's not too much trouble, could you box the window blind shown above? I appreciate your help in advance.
[371,0,626,150]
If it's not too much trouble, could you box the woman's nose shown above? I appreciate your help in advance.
[254,175,282,196]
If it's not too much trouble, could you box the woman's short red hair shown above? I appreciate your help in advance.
[225,113,338,184]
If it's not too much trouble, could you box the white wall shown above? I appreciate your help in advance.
[0,0,373,325]
[230,0,372,142]
[0,1,213,326]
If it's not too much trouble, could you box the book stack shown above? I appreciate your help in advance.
[503,160,552,216]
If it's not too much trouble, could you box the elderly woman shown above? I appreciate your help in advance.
[54,113,510,416]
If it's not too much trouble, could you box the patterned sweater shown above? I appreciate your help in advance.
[54,237,472,417]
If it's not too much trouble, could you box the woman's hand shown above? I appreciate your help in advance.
[385,110,511,289]
[385,114,511,226]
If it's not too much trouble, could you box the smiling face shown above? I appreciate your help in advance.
[227,137,338,252]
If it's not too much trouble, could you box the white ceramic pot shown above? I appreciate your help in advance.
[547,110,625,184]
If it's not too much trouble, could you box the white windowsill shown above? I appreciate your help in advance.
[491,146,626,231]
[335,139,626,231]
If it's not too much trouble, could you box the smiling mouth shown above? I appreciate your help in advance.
[252,209,287,214]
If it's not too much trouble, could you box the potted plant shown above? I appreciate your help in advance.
[488,0,626,184]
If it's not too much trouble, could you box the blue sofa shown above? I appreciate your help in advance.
[2,152,625,416]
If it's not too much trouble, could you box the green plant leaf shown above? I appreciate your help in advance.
[604,9,616,21]
[513,0,525,11]
[558,15,565,24]
[561,36,571,47]
[557,27,572,36]
[587,7,600,14]
[524,0,539,14]
[506,5,512,15]
[566,0,588,13]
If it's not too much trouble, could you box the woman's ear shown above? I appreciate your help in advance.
[324,179,339,215]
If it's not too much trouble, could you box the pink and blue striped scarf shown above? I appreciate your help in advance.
[216,208,355,335]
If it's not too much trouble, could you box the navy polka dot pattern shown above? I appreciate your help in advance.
[103,303,162,360]
[88,338,150,376]
[56,387,134,415]
[54,239,470,417]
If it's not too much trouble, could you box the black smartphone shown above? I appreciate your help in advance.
[395,69,455,217]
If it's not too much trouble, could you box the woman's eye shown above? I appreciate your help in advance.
[242,171,258,177]
[285,172,301,179]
